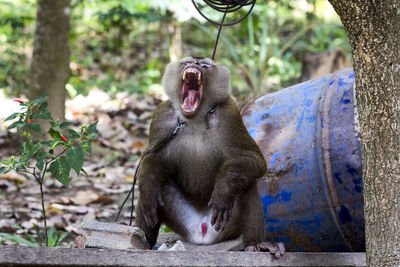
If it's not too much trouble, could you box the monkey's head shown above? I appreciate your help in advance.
[162,57,231,118]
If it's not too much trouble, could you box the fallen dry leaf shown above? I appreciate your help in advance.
[48,203,95,215]
[46,205,64,216]
[73,190,99,206]
[89,195,114,205]
[0,171,26,183]
[73,235,86,248]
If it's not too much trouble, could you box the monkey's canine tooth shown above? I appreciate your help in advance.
[183,71,188,82]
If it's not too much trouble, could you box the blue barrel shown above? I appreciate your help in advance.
[241,69,364,252]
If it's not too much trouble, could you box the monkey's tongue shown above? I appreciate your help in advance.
[188,90,198,106]
[182,90,200,114]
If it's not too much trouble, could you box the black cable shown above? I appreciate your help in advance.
[191,0,256,26]
[212,10,226,60]
[114,118,186,225]
[191,0,256,59]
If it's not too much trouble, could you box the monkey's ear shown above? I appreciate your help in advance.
[162,61,181,102]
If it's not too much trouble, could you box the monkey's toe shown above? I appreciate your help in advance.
[244,245,258,252]
[257,241,285,259]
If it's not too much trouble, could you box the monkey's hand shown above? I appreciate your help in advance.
[208,194,234,232]
[141,194,165,229]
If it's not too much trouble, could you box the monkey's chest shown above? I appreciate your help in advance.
[164,131,222,199]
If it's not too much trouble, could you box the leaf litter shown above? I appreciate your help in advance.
[0,91,164,246]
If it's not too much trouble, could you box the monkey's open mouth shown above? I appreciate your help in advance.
[181,67,203,116]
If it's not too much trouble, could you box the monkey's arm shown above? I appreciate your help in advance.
[137,101,177,229]
[137,154,174,228]
[209,97,267,231]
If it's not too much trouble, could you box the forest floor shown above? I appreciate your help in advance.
[0,90,166,246]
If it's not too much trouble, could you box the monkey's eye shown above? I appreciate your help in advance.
[200,63,214,69]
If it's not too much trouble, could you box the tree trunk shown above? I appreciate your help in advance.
[30,0,71,121]
[328,1,400,266]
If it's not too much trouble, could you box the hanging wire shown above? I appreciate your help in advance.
[192,0,256,26]
[191,0,256,59]
[114,117,186,225]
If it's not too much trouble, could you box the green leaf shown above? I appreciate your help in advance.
[87,121,98,134]
[37,111,52,120]
[39,101,48,112]
[50,121,59,128]
[49,157,70,188]
[81,168,88,176]
[14,163,26,171]
[7,121,24,130]
[66,146,85,176]
[0,167,6,174]
[32,143,41,156]
[60,121,72,129]
[35,151,47,172]
[87,133,97,140]
[59,156,71,170]
[56,231,68,245]
[31,95,49,106]
[13,224,22,230]
[24,232,39,244]
[1,160,10,165]
[0,233,39,247]
[33,224,43,244]
[48,128,61,139]
[36,161,44,172]
[81,141,92,154]
[22,142,41,161]
[20,142,39,163]
[49,161,60,181]
[4,112,20,122]
[26,123,42,134]
[67,129,80,140]
[1,168,11,174]
[47,227,57,247]
[48,236,55,247]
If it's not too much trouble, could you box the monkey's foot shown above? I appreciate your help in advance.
[244,242,285,259]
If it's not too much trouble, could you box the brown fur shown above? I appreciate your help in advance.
[135,57,271,251]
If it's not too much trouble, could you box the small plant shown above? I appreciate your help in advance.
[0,224,69,247]
[0,95,97,246]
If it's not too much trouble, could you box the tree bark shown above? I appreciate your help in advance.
[328,1,400,266]
[30,0,71,121]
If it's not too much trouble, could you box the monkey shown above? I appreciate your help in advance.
[134,57,285,257]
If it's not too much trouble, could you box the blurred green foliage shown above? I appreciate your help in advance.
[0,0,350,101]
[0,0,35,96]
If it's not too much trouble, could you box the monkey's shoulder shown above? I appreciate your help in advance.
[215,97,248,129]
[148,100,177,143]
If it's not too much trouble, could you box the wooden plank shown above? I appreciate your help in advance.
[0,246,366,267]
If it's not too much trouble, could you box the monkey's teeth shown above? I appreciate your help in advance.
[183,68,201,84]
[181,98,200,114]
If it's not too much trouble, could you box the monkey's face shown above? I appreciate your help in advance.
[163,57,231,118]
[180,60,205,116]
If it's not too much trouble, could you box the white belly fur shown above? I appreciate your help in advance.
[172,192,219,245]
